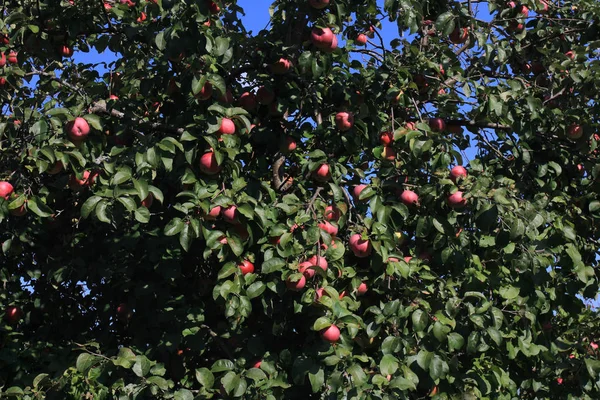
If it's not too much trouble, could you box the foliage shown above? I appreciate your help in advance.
[1,0,600,398]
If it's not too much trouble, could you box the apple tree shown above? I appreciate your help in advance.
[2,0,600,398]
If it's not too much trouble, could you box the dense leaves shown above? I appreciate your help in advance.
[1,0,600,398]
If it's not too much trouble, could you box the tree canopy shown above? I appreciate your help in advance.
[2,0,600,398]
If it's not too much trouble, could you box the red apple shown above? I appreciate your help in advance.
[0,34,9,44]
[0,77,6,87]
[47,161,64,175]
[406,121,417,131]
[207,0,220,13]
[314,164,331,182]
[565,50,575,60]
[450,166,468,182]
[0,53,5,67]
[141,194,154,208]
[66,117,90,142]
[335,112,354,131]
[557,378,563,385]
[349,234,372,257]
[69,170,96,191]
[7,51,17,64]
[449,27,469,44]
[309,255,328,271]
[0,181,14,200]
[4,306,22,324]
[508,21,524,33]
[353,184,367,200]
[318,220,338,236]
[60,45,73,57]
[196,82,213,101]
[356,34,367,45]
[299,261,315,278]
[281,136,297,153]
[286,275,306,291]
[219,89,234,103]
[308,0,329,9]
[447,191,467,208]
[239,92,257,111]
[380,131,393,145]
[219,117,236,135]
[222,205,239,224]
[239,260,254,275]
[323,35,338,52]
[199,151,222,175]
[321,324,340,343]
[116,303,131,321]
[136,11,147,22]
[311,27,334,48]
[399,190,418,206]
[256,86,275,105]
[253,360,262,369]
[109,94,119,100]
[324,205,340,221]
[205,205,221,220]
[429,118,446,132]
[567,123,583,140]
[357,282,367,295]
[382,146,396,161]
[538,0,549,14]
[271,58,291,75]
[446,124,463,134]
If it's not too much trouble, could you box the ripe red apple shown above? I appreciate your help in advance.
[380,131,393,145]
[239,92,257,111]
[60,45,73,57]
[271,58,291,75]
[0,53,5,67]
[382,146,396,161]
[205,205,221,220]
[308,0,329,9]
[109,94,119,101]
[286,275,306,291]
[508,21,524,33]
[141,194,154,208]
[357,282,367,295]
[222,205,239,224]
[0,77,6,87]
[116,303,131,321]
[69,170,96,191]
[353,184,367,200]
[448,191,467,208]
[309,255,328,271]
[406,121,417,131]
[565,50,575,60]
[281,136,297,153]
[311,27,334,48]
[253,360,262,369]
[47,161,64,175]
[207,0,220,13]
[349,234,372,257]
[446,124,463,134]
[538,0,549,14]
[335,112,354,131]
[356,33,367,45]
[0,34,9,44]
[219,89,234,103]
[318,220,338,236]
[239,260,254,275]
[314,164,331,182]
[0,181,14,200]
[65,117,90,142]
[449,27,469,44]
[323,35,338,52]
[399,190,418,206]
[299,261,315,278]
[321,324,340,343]
[429,118,446,132]
[450,166,468,182]
[567,123,583,140]
[196,82,213,101]
[324,205,340,221]
[256,86,275,105]
[557,377,563,385]
[7,51,17,64]
[136,12,147,22]
[199,151,222,175]
[4,306,22,324]
[219,117,236,135]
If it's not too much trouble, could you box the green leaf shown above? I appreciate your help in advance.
[380,354,399,376]
[135,207,151,223]
[81,196,103,218]
[28,196,53,217]
[448,332,464,351]
[133,355,153,377]
[76,353,97,373]
[113,347,136,368]
[196,368,215,388]
[346,364,367,386]
[247,282,266,299]
[411,309,428,332]
[95,200,111,223]
[261,257,285,274]
[174,389,194,400]
[308,368,324,393]
[83,114,102,131]
[164,218,185,236]
[147,376,169,390]
[179,224,192,251]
